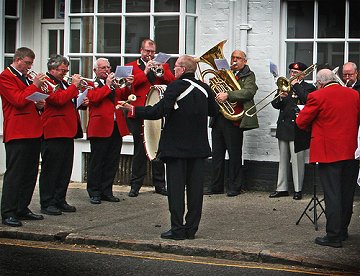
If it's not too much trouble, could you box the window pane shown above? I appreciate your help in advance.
[287,1,313,38]
[124,57,138,65]
[318,0,344,38]
[185,16,196,55]
[70,0,93,13]
[69,56,93,78]
[349,0,360,38]
[126,0,150,12]
[4,57,13,68]
[5,0,17,16]
[5,19,16,53]
[97,17,121,53]
[348,43,360,68]
[42,0,55,19]
[49,30,58,57]
[125,17,150,53]
[95,56,122,71]
[154,0,180,12]
[286,42,313,79]
[154,16,179,53]
[58,0,65,19]
[186,0,196,13]
[98,0,122,13]
[70,17,93,53]
[60,30,64,55]
[317,42,344,69]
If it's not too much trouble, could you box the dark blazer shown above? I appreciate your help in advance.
[125,59,175,107]
[42,75,82,139]
[0,67,43,142]
[87,79,131,138]
[272,81,316,141]
[296,82,360,163]
[132,73,218,161]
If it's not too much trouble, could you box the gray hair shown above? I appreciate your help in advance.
[316,69,336,86]
[47,54,69,70]
[13,47,35,61]
[94,58,110,70]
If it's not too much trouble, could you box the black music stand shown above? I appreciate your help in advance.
[296,163,325,230]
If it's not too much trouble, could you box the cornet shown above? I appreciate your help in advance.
[106,73,130,89]
[147,60,164,77]
[64,75,94,89]
[27,70,60,93]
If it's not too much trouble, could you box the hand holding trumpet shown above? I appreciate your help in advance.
[30,72,47,90]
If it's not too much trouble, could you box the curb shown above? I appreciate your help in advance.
[1,229,359,273]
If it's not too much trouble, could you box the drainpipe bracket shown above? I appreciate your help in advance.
[239,24,252,31]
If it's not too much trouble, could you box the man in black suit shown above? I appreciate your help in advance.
[342,62,360,92]
[118,55,218,240]
[270,62,316,200]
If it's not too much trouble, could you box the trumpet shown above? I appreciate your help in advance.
[245,64,317,117]
[115,94,137,109]
[64,75,94,89]
[27,70,60,93]
[332,66,349,87]
[147,60,164,77]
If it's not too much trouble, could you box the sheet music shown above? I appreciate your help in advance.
[76,88,89,109]
[26,92,49,102]
[114,66,133,78]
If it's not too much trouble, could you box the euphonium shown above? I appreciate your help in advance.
[27,70,59,93]
[195,40,244,122]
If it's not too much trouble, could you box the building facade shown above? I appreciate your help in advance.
[1,0,359,188]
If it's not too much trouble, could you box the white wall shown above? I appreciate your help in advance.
[198,0,281,163]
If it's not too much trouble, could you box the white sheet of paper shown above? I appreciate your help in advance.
[77,88,89,109]
[115,66,133,78]
[214,59,230,70]
[270,61,279,78]
[26,92,49,102]
[153,52,171,64]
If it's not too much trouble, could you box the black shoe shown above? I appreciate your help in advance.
[2,217,22,227]
[315,236,342,248]
[57,203,76,212]
[17,211,44,220]
[227,190,241,197]
[128,188,139,197]
[155,187,168,196]
[293,191,302,200]
[41,206,62,216]
[160,230,186,240]
[101,195,120,202]
[203,190,224,195]
[185,232,195,240]
[90,196,101,204]
[269,191,289,198]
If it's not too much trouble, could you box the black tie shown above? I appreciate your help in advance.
[139,59,156,84]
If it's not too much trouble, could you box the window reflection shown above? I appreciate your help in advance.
[126,0,150,12]
[5,19,16,53]
[318,1,344,38]
[5,0,17,16]
[186,16,196,55]
[287,1,313,38]
[70,17,94,53]
[349,0,360,38]
[125,17,150,53]
[97,17,121,53]
[348,43,360,68]
[154,16,179,53]
[286,42,313,79]
[98,0,122,13]
[317,42,344,68]
[71,0,94,13]
[154,0,179,12]
[186,0,196,13]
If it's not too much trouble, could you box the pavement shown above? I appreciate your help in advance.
[0,176,360,274]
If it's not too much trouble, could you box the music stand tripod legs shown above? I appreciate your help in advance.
[296,163,325,230]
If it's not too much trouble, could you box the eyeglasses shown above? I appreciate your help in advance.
[56,68,69,74]
[99,66,111,70]
[343,73,355,77]
[22,59,33,66]
[142,49,156,54]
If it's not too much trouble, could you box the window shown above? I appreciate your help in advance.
[3,0,19,68]
[66,0,197,77]
[285,0,360,79]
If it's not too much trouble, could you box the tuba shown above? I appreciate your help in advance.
[195,40,244,122]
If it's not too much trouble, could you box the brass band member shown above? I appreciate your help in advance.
[39,55,84,216]
[124,38,175,197]
[0,47,46,227]
[269,62,316,200]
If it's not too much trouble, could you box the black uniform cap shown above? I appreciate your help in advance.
[288,62,308,71]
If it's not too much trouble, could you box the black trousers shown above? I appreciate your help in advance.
[1,138,41,219]
[126,117,165,190]
[87,123,122,197]
[166,158,205,237]
[317,159,358,240]
[210,115,245,193]
[39,138,74,208]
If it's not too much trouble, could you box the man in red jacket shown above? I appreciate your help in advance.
[0,47,46,227]
[39,55,83,216]
[296,69,360,248]
[125,38,175,197]
[86,58,133,204]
